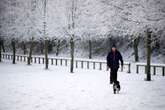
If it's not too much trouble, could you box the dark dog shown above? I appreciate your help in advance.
[113,81,120,94]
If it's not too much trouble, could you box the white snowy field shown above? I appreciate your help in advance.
[0,61,165,110]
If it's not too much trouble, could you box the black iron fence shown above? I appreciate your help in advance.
[136,63,165,76]
[1,53,131,72]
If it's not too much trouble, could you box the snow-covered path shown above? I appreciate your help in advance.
[0,61,165,110]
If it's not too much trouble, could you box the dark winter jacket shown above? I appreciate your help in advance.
[107,50,123,69]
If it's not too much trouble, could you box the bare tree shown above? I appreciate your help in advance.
[11,38,16,64]
[88,39,92,59]
[43,0,48,69]
[132,34,140,62]
[67,0,77,73]
[27,37,34,65]
[27,0,37,65]
[0,37,2,62]
[22,41,27,55]
[145,28,152,81]
[56,39,60,56]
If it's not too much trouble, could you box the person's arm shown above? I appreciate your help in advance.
[106,53,110,68]
[119,51,123,66]
[119,52,123,71]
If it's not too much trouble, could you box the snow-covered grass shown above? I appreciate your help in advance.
[0,61,165,110]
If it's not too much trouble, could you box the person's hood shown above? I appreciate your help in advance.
[111,44,116,48]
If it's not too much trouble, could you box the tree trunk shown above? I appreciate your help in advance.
[45,39,49,69]
[108,37,111,52]
[23,42,27,55]
[43,0,48,69]
[27,37,34,65]
[69,0,76,73]
[146,29,152,81]
[133,37,139,62]
[1,40,5,52]
[40,41,44,54]
[0,41,1,62]
[89,40,92,59]
[70,37,74,73]
[48,40,53,53]
[56,40,60,56]
[11,39,16,64]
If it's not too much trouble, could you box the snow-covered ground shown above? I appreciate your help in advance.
[0,61,165,110]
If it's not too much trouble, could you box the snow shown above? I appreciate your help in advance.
[136,62,165,67]
[0,60,165,110]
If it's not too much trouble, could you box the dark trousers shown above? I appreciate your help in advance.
[110,68,118,83]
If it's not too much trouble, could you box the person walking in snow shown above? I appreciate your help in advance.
[107,44,123,84]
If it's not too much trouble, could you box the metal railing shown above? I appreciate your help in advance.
[3,53,165,76]
[1,53,131,72]
[136,63,165,76]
